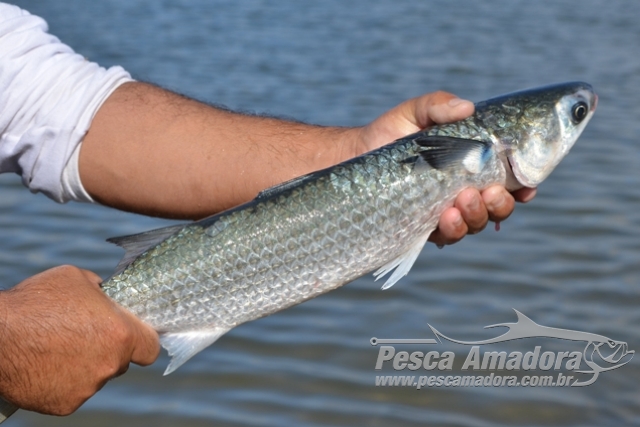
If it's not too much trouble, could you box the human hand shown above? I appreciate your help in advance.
[353,91,537,246]
[0,265,159,415]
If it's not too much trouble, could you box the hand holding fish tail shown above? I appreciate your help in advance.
[0,266,160,415]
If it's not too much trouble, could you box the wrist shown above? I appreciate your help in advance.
[346,126,367,158]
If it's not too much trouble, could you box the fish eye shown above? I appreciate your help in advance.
[571,101,588,123]
[608,340,616,347]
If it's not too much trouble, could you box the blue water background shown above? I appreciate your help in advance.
[4,1,640,425]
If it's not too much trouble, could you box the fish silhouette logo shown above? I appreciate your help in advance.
[428,310,634,386]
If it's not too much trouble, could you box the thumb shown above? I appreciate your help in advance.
[127,313,160,366]
[355,90,475,156]
[409,91,475,129]
[120,307,161,366]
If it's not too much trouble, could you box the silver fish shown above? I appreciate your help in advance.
[102,82,597,375]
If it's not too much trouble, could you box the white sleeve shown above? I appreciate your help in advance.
[0,3,133,203]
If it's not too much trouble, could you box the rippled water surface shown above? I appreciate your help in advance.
[5,1,640,426]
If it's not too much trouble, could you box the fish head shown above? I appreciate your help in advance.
[475,82,597,189]
[593,339,634,364]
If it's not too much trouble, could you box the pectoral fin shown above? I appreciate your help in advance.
[413,135,492,173]
[160,328,230,375]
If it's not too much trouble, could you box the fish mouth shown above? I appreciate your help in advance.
[506,155,515,177]
[504,152,535,191]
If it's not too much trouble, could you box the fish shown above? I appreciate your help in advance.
[101,82,597,375]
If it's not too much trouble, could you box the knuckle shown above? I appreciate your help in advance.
[53,264,81,276]
[426,91,453,108]
[431,90,450,99]
[467,224,487,235]
[56,403,79,417]
[104,361,122,379]
[113,322,134,347]
[95,358,128,384]
[47,398,83,416]
[108,361,129,379]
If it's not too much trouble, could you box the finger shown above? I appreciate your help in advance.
[81,268,159,366]
[113,361,130,379]
[413,91,475,128]
[454,188,488,234]
[481,185,516,222]
[125,313,161,366]
[428,207,467,246]
[512,187,537,203]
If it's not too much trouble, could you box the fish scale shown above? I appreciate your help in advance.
[100,82,597,375]
[105,138,505,352]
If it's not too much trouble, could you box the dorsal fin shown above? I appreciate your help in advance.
[413,135,492,171]
[107,224,186,275]
[196,173,321,230]
[255,174,315,201]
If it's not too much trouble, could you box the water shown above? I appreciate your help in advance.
[4,1,640,425]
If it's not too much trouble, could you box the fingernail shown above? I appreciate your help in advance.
[488,192,506,210]
[466,196,480,212]
[448,97,465,107]
[521,187,537,203]
[453,211,463,228]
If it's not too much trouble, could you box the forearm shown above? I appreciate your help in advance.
[79,82,529,243]
[80,82,360,219]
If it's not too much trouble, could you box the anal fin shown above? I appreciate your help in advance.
[373,232,431,290]
[160,328,229,375]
